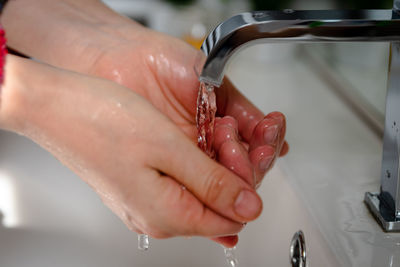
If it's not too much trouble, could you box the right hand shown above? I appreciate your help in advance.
[0,55,263,241]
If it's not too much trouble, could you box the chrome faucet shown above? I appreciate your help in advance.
[199,6,400,231]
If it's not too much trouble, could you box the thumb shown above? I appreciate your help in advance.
[156,137,263,224]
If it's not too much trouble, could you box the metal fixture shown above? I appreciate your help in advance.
[290,230,307,267]
[199,5,400,231]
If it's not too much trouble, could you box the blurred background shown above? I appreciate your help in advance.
[102,0,392,41]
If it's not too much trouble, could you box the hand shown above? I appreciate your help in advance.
[1,55,263,242]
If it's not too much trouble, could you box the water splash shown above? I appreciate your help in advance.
[224,246,239,267]
[196,82,217,158]
[138,234,149,251]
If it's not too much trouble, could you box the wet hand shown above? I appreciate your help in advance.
[1,55,263,241]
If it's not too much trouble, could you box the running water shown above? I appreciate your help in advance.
[196,82,217,158]
[196,81,239,267]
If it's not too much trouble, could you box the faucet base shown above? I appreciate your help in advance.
[364,192,400,232]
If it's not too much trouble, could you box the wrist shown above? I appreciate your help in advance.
[0,55,27,132]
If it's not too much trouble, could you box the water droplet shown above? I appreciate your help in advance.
[111,69,123,83]
[138,234,149,251]
[224,246,239,267]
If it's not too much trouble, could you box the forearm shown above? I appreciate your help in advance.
[0,55,62,133]
[1,0,144,72]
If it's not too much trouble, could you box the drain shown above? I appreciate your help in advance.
[290,230,307,267]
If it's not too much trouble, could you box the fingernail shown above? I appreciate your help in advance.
[234,190,262,220]
[264,125,279,144]
[259,155,274,172]
[270,112,285,124]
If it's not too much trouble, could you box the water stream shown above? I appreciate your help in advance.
[196,82,217,158]
[196,81,239,267]
[138,234,149,251]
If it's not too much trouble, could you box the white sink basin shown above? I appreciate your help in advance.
[1,44,399,266]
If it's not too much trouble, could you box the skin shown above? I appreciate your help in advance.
[1,0,288,247]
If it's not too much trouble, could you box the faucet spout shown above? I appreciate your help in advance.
[200,9,400,87]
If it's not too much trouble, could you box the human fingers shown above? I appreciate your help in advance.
[250,116,290,157]
[212,117,251,248]
[266,111,287,155]
[218,140,254,187]
[248,113,285,152]
[119,170,244,238]
[247,112,286,185]
[214,115,242,152]
[249,145,276,187]
[216,78,264,142]
[154,136,263,224]
[280,141,289,156]
[214,116,254,186]
[214,116,239,152]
